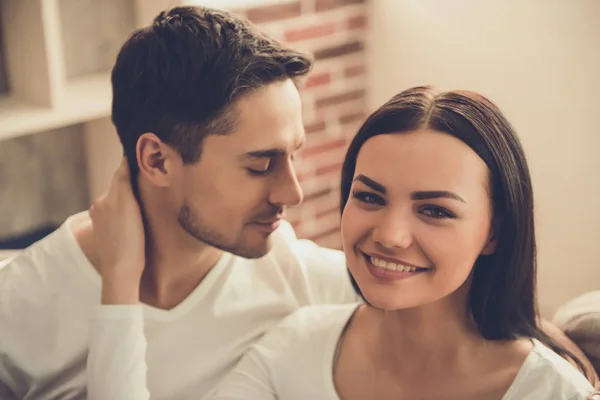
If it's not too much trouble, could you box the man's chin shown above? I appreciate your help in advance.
[229,232,273,259]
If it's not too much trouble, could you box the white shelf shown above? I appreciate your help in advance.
[63,73,112,120]
[0,0,270,142]
[0,72,111,141]
[59,0,136,79]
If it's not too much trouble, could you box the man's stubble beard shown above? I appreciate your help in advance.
[177,201,272,259]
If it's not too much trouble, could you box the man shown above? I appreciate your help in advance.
[0,6,355,399]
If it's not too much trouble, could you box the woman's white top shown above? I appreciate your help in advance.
[88,303,595,400]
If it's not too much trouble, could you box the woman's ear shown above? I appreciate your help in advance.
[481,234,497,256]
[481,218,499,256]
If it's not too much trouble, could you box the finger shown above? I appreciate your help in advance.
[89,201,101,224]
[114,157,131,182]
[107,159,131,198]
[88,203,96,220]
[89,194,105,215]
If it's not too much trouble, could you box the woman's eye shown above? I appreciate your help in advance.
[351,190,385,206]
[420,206,456,219]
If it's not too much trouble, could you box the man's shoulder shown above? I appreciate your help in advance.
[253,303,359,356]
[0,215,94,314]
[279,303,359,335]
[262,221,356,305]
[1,224,69,276]
[0,250,19,272]
[269,220,345,268]
[0,238,91,394]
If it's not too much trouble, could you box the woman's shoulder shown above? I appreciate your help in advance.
[505,339,594,399]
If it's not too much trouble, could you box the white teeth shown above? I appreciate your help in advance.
[369,256,419,272]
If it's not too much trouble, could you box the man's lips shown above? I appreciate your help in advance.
[250,217,283,233]
[253,218,282,224]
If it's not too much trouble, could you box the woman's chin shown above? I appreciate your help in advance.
[362,291,426,312]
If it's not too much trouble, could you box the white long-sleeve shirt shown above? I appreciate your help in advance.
[88,303,595,400]
[0,213,357,399]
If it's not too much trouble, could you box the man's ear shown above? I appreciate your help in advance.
[136,133,180,188]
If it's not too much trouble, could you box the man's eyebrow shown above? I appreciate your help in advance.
[245,139,305,159]
[245,149,286,158]
[353,174,386,194]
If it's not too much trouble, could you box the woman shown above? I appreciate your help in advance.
[88,86,597,399]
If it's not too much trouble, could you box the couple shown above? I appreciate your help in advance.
[0,5,596,400]
[87,87,597,399]
[88,81,598,399]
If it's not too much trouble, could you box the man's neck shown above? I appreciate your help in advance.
[74,213,224,310]
[139,220,224,310]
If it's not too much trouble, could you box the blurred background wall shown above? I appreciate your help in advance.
[0,0,598,315]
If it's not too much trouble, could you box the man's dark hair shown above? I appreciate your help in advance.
[111,6,312,176]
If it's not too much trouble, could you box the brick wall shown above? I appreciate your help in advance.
[236,0,368,249]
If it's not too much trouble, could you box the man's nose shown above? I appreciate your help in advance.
[268,160,303,207]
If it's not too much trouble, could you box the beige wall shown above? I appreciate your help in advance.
[366,0,600,316]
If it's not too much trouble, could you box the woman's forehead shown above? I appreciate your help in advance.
[355,131,489,196]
